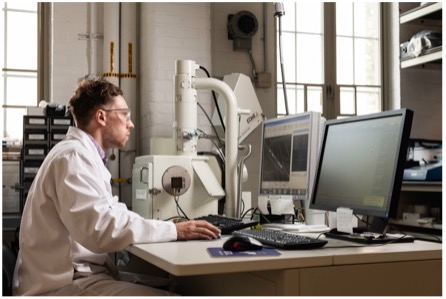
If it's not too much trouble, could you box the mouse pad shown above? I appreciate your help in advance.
[207,247,281,257]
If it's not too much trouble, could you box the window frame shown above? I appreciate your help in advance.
[2,2,47,140]
[276,2,387,120]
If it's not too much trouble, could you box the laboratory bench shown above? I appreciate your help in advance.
[127,234,442,296]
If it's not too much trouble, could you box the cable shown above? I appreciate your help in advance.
[198,65,226,133]
[241,207,256,219]
[196,130,225,165]
[251,207,272,223]
[196,102,225,151]
[237,144,252,218]
[247,49,258,80]
[173,190,189,220]
[274,2,289,115]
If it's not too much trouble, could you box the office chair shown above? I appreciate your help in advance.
[3,240,17,296]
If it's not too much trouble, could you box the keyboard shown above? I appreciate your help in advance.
[232,229,328,250]
[194,214,258,235]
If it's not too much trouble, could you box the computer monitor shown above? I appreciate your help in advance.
[259,112,323,203]
[309,109,414,241]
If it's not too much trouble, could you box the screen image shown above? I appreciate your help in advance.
[262,135,292,182]
[259,113,319,200]
[292,134,309,172]
[310,109,413,219]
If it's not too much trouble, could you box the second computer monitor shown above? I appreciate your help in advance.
[259,112,323,201]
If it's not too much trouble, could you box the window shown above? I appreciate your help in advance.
[1,2,38,140]
[276,2,382,119]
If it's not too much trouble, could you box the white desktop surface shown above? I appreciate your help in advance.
[127,235,442,295]
[127,236,333,276]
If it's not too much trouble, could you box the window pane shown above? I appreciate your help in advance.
[276,3,382,119]
[296,2,322,34]
[278,32,296,83]
[5,74,38,105]
[354,38,381,85]
[357,87,381,115]
[3,3,39,140]
[354,3,379,38]
[277,84,297,115]
[281,2,295,32]
[336,37,353,84]
[6,11,37,69]
[336,2,353,36]
[287,86,297,114]
[307,86,323,113]
[340,86,355,115]
[3,107,27,139]
[296,85,305,113]
[296,34,323,84]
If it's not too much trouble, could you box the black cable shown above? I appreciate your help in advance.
[242,207,256,219]
[198,65,226,132]
[196,102,224,150]
[173,194,189,220]
[240,198,245,217]
[251,207,272,223]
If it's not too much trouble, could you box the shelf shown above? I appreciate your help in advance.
[400,46,442,68]
[390,218,442,231]
[398,2,442,237]
[400,2,442,24]
[400,2,442,68]
[401,181,442,192]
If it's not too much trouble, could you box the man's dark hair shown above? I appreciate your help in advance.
[69,78,123,128]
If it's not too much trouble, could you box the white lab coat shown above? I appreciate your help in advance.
[13,126,177,296]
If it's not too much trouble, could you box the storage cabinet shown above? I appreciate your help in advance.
[20,115,73,212]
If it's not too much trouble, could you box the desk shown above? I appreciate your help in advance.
[127,236,442,296]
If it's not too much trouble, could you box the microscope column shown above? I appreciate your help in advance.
[174,60,198,156]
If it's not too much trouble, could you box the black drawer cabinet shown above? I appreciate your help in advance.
[20,115,73,212]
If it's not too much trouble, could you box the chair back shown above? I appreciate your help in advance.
[2,240,17,296]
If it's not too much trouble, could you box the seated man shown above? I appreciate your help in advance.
[13,78,221,296]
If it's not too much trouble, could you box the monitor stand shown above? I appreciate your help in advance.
[325,216,415,244]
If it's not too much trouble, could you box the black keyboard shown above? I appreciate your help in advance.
[233,229,328,250]
[194,214,258,235]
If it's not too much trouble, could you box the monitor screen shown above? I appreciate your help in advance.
[259,112,322,201]
[310,109,413,220]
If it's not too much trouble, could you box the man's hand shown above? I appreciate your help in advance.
[175,220,221,240]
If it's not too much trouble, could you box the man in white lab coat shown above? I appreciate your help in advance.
[13,78,221,296]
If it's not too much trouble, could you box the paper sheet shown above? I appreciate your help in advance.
[336,207,354,234]
[270,198,295,215]
[257,195,269,214]
[258,195,295,215]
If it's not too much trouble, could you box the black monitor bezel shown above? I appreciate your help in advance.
[309,108,413,219]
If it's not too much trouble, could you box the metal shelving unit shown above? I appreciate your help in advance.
[400,2,442,69]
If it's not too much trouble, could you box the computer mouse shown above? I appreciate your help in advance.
[223,236,263,251]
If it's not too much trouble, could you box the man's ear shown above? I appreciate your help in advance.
[96,109,107,126]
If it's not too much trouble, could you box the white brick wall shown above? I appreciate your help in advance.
[51,3,91,103]
[139,2,212,155]
[50,2,214,155]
